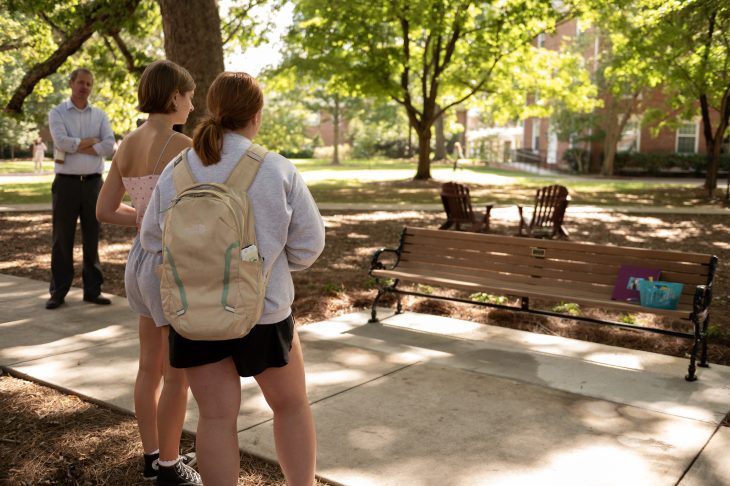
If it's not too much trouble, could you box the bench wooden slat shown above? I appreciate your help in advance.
[400,248,709,289]
[406,227,712,264]
[402,236,711,276]
[372,268,692,320]
[395,260,698,307]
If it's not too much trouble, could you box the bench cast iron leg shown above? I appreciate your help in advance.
[699,315,710,368]
[369,290,384,323]
[396,294,403,315]
[686,316,702,381]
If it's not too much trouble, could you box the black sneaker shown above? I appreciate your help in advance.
[144,453,196,481]
[180,452,197,468]
[143,452,159,481]
[156,458,202,486]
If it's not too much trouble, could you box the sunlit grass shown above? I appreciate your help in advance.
[0,159,55,174]
[0,156,712,206]
[0,182,52,204]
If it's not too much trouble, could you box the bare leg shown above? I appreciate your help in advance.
[186,357,241,486]
[135,316,164,453]
[255,333,316,486]
[157,325,189,462]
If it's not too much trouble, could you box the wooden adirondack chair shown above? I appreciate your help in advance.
[517,184,570,239]
[439,182,493,233]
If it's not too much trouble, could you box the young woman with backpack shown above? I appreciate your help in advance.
[96,60,202,485]
[140,72,325,486]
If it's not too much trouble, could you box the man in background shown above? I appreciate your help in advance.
[46,68,115,309]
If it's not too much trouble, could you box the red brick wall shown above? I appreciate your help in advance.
[306,112,349,147]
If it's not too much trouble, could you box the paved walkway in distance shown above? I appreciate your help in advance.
[2,201,730,215]
[1,273,729,485]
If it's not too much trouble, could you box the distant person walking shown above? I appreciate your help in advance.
[46,68,115,310]
[32,138,47,173]
[141,71,325,486]
[96,60,201,485]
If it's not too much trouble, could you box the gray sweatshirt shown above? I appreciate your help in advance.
[140,132,325,325]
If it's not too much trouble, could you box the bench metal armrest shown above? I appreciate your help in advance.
[369,248,400,275]
[692,285,711,321]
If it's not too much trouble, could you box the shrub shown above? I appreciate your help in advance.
[552,302,582,316]
[562,148,590,173]
[614,152,730,176]
[470,292,508,305]
[313,144,352,161]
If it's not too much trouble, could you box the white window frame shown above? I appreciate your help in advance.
[537,32,546,48]
[532,119,541,152]
[675,121,699,154]
[617,116,641,153]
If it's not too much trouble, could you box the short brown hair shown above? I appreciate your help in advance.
[193,72,264,166]
[69,68,93,82]
[137,60,195,114]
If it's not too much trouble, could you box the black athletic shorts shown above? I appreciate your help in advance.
[168,315,295,377]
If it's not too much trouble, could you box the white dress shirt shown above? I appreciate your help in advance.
[48,99,115,175]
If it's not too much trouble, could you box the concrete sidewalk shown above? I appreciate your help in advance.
[1,273,730,485]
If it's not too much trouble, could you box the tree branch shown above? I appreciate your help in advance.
[0,41,26,52]
[110,31,145,74]
[5,0,142,113]
[397,12,421,127]
[435,56,502,118]
[40,12,68,42]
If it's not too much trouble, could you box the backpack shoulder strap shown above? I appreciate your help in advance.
[172,148,195,194]
[225,143,267,191]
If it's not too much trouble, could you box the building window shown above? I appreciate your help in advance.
[537,32,546,48]
[532,119,541,151]
[676,122,698,154]
[617,117,641,152]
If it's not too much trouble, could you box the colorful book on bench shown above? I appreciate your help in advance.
[611,265,661,303]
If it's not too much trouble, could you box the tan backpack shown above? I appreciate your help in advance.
[159,144,269,340]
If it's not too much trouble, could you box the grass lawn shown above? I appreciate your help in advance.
[0,156,713,206]
[0,159,55,173]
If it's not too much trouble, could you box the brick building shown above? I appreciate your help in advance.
[522,18,724,170]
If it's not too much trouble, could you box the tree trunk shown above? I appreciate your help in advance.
[407,122,413,158]
[602,115,620,176]
[602,93,638,176]
[434,105,446,160]
[158,0,224,135]
[415,128,432,180]
[332,95,340,165]
[602,143,617,176]
[704,87,729,198]
[706,140,720,198]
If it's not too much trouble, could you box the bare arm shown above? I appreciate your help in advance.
[77,137,101,155]
[96,159,136,227]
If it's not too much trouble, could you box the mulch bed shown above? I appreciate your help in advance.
[1,209,729,483]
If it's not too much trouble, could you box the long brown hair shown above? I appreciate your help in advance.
[138,60,195,114]
[193,72,264,166]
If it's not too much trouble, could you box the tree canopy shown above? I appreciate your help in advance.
[284,0,567,179]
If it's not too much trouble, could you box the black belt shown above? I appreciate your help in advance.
[56,173,101,181]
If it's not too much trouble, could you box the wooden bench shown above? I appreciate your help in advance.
[368,227,718,381]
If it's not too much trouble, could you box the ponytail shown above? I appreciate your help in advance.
[192,116,224,166]
[192,72,264,166]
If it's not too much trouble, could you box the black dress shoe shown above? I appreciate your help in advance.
[83,295,111,305]
[45,295,65,309]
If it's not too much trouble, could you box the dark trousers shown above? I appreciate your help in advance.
[49,174,104,298]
